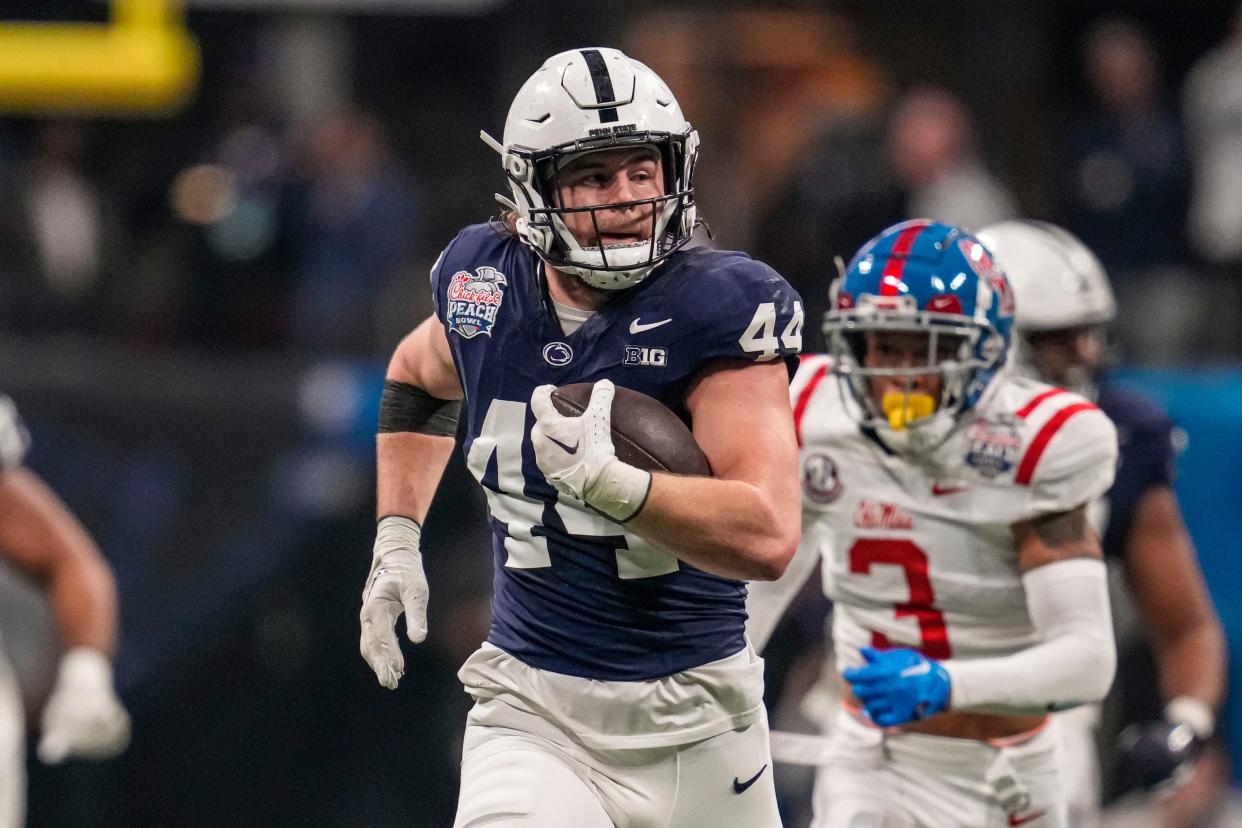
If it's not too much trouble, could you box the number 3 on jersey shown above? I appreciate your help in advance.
[739,301,803,360]
[849,538,952,659]
[465,398,678,579]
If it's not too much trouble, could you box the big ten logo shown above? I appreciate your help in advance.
[623,346,667,368]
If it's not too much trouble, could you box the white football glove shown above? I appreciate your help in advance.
[38,648,130,764]
[359,516,428,690]
[530,379,651,522]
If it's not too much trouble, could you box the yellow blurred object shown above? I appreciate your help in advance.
[0,0,199,115]
[882,391,936,430]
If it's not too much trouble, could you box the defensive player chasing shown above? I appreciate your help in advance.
[359,48,803,827]
[0,396,130,828]
[977,220,1226,827]
[748,220,1119,827]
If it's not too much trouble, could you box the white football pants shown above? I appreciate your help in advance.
[812,708,1067,828]
[0,657,24,828]
[453,697,781,828]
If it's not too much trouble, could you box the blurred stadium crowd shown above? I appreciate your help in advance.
[0,1,1240,826]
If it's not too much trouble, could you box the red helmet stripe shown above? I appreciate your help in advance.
[880,222,931,295]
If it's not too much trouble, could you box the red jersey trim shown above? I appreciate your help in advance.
[1015,388,1067,419]
[793,362,831,448]
[1015,402,1099,485]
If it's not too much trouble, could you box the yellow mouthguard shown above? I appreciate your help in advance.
[882,391,936,430]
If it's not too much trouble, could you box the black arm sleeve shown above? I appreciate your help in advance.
[378,381,461,437]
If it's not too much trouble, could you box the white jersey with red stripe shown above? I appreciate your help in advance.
[790,355,1118,671]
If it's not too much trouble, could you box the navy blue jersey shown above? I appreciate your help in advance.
[431,223,803,681]
[1096,382,1178,561]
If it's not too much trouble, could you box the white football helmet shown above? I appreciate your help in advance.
[975,220,1116,332]
[481,48,699,290]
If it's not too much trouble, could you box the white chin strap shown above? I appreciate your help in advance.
[547,199,681,290]
[560,248,660,290]
[871,410,959,455]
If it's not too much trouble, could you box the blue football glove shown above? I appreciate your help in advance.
[843,646,951,727]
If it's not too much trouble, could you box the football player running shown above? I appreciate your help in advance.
[359,48,803,827]
[977,220,1226,827]
[748,220,1119,827]
[0,396,130,828]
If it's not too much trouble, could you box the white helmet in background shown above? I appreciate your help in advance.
[481,47,699,290]
[975,220,1116,332]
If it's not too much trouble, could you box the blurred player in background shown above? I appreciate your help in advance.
[977,220,1227,828]
[359,48,803,827]
[0,396,129,828]
[748,220,1119,827]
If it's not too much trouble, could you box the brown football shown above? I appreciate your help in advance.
[550,383,712,476]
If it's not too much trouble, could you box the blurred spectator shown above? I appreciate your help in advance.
[1067,17,1219,362]
[176,71,294,352]
[24,124,102,310]
[753,108,900,353]
[627,7,895,352]
[1065,17,1188,271]
[1183,3,1242,268]
[885,87,1018,231]
[0,124,107,336]
[624,8,888,252]
[285,109,417,355]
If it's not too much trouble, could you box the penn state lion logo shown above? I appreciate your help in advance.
[447,266,508,339]
[802,452,843,504]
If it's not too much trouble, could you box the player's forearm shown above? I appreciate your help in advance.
[376,432,455,522]
[1152,616,1227,712]
[48,547,118,653]
[943,558,1115,714]
[0,470,118,653]
[626,472,798,580]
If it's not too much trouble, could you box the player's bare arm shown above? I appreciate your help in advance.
[0,467,117,653]
[0,465,130,763]
[626,359,801,581]
[1125,485,1225,712]
[1013,503,1102,572]
[362,315,463,689]
[376,315,462,522]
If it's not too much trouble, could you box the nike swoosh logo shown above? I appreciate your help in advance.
[1008,811,1047,826]
[900,661,932,678]
[547,435,579,454]
[931,483,965,496]
[732,764,768,794]
[629,317,672,334]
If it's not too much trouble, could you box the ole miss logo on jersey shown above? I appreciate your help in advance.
[447,266,508,339]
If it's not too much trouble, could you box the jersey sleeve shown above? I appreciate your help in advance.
[428,226,478,325]
[1023,405,1119,515]
[1132,416,1179,491]
[0,395,30,472]
[681,257,805,371]
[428,245,449,323]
